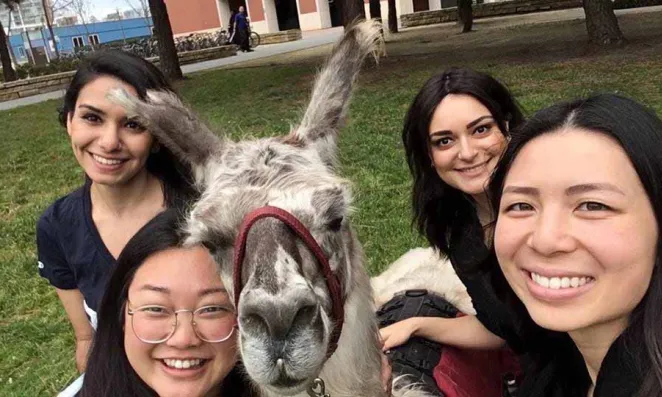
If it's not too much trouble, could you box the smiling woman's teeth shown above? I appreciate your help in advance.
[531,272,593,290]
[92,154,123,165]
[163,358,203,369]
[458,163,485,173]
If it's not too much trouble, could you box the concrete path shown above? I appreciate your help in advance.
[2,5,661,111]
[0,27,345,112]
[181,27,344,74]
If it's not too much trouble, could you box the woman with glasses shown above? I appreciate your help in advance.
[80,209,251,397]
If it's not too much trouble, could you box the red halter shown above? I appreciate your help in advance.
[233,206,345,358]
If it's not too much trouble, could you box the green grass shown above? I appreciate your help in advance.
[1,16,662,395]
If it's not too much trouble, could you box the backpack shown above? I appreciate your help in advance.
[377,290,520,397]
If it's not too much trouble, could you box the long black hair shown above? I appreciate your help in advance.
[59,50,197,210]
[80,209,252,397]
[488,94,662,396]
[402,67,524,272]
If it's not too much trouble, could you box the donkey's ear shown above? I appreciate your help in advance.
[292,19,383,168]
[108,88,224,186]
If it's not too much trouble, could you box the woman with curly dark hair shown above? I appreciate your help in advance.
[381,67,525,351]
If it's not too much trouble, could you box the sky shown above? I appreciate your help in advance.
[59,0,142,21]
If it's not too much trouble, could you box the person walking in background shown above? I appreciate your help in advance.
[234,6,253,52]
[228,9,238,45]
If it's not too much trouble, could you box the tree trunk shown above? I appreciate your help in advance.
[387,0,397,33]
[0,20,17,82]
[147,0,183,80]
[42,0,59,59]
[24,30,36,64]
[457,0,473,33]
[369,0,381,20]
[583,0,624,45]
[341,0,366,27]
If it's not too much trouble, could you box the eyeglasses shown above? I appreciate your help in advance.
[127,301,237,344]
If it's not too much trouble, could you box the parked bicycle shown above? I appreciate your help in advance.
[250,31,261,49]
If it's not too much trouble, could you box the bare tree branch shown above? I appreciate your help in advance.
[124,0,152,30]
[67,0,94,48]
[124,0,150,18]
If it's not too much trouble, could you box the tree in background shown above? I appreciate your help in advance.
[457,0,473,33]
[67,0,94,49]
[583,0,624,45]
[125,0,151,28]
[147,0,182,80]
[341,0,366,27]
[387,0,397,33]
[1,0,21,82]
[41,0,73,59]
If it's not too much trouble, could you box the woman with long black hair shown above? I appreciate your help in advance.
[381,67,525,351]
[490,94,662,396]
[81,210,252,397]
[37,50,196,374]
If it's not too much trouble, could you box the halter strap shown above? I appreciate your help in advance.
[233,206,345,358]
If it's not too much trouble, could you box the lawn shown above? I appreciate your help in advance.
[1,11,661,396]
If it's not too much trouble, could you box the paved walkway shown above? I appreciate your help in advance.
[0,27,345,111]
[1,5,661,111]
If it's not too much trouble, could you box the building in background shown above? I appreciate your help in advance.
[0,0,50,28]
[56,16,78,26]
[164,0,342,36]
[7,17,154,64]
[1,0,53,64]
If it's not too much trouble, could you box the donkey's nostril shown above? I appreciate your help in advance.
[293,304,318,328]
[240,313,269,334]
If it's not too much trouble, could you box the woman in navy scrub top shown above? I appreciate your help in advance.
[37,50,195,373]
[490,94,662,396]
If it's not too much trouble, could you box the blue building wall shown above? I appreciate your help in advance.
[8,17,153,63]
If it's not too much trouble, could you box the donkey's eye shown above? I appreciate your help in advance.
[328,217,344,232]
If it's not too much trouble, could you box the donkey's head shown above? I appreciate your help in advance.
[110,20,383,395]
[191,139,358,395]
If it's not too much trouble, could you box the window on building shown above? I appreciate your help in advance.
[17,46,25,57]
[88,34,100,46]
[72,36,84,48]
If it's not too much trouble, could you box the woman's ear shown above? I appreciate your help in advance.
[66,112,73,137]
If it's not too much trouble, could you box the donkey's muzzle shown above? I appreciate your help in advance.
[239,292,322,346]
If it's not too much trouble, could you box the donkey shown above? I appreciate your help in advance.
[110,20,433,397]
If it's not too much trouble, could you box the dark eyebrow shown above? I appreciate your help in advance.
[199,287,227,297]
[138,285,227,297]
[139,284,170,294]
[502,186,540,196]
[78,104,106,115]
[429,130,452,138]
[466,115,494,129]
[503,184,626,197]
[429,115,495,138]
[566,183,625,196]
